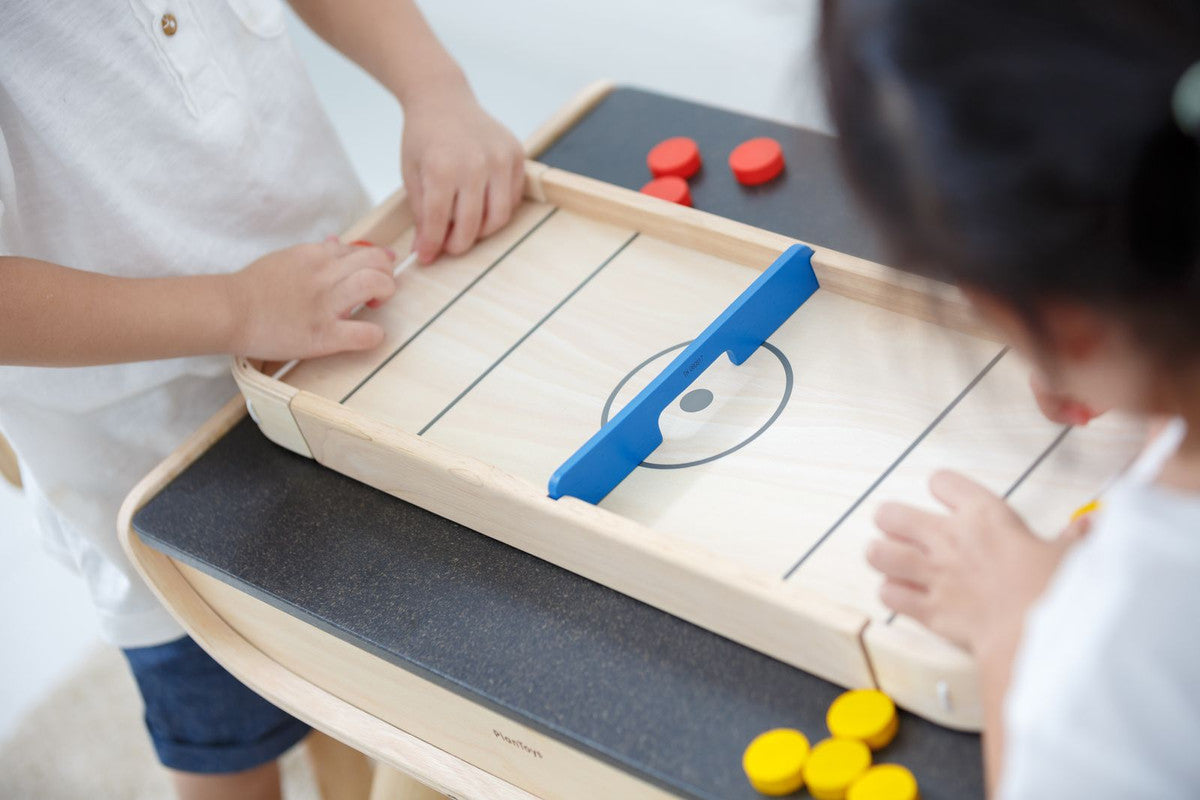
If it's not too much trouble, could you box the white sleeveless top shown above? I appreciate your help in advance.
[1002,418,1200,797]
[0,0,369,646]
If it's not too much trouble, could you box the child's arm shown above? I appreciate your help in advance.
[286,0,525,266]
[0,241,396,366]
[867,471,1073,796]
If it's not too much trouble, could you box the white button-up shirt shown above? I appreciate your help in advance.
[0,0,370,647]
[1003,419,1200,798]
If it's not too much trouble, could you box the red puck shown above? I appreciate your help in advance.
[647,136,702,179]
[729,137,785,185]
[640,175,693,207]
[350,240,374,247]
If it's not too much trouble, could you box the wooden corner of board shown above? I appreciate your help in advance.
[861,619,982,731]
[523,160,550,202]
[232,355,272,387]
[231,357,313,458]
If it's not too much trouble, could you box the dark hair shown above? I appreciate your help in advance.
[820,0,1200,359]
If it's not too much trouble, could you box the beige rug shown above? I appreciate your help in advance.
[0,645,319,799]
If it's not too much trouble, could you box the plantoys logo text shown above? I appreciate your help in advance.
[493,729,544,759]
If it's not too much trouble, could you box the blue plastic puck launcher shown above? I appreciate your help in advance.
[548,244,819,504]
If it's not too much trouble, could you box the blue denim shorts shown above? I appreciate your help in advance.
[122,635,310,773]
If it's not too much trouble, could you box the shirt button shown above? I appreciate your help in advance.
[161,13,178,37]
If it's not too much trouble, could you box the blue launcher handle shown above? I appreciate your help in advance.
[547,244,819,504]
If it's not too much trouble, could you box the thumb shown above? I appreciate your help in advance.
[1059,515,1093,545]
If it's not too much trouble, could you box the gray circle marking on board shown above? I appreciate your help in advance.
[600,341,794,470]
[679,388,714,413]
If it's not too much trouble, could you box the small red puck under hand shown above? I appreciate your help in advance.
[350,240,374,247]
[640,175,693,206]
[647,136,702,179]
[729,137,785,185]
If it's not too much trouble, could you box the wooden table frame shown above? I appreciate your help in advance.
[122,395,547,799]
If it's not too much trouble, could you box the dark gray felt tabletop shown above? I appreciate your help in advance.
[133,87,983,800]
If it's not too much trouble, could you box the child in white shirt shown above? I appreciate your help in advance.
[0,1,524,797]
[821,0,1200,795]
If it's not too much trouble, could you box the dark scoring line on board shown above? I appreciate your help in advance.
[1003,425,1072,501]
[780,346,1010,581]
[883,422,1073,625]
[417,232,641,437]
[338,206,561,404]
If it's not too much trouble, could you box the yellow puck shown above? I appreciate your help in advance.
[804,738,873,800]
[741,728,810,796]
[827,689,898,750]
[847,764,920,800]
[1070,499,1101,522]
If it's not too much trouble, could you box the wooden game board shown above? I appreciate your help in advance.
[235,154,1143,732]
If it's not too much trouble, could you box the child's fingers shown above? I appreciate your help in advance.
[328,246,395,286]
[445,173,487,255]
[416,170,455,264]
[483,150,524,238]
[288,239,350,265]
[874,501,943,550]
[328,267,396,318]
[320,236,355,259]
[406,173,425,240]
[929,469,999,511]
[324,319,385,353]
[480,175,514,239]
[510,155,525,210]
[1059,515,1093,544]
[879,579,930,621]
[866,538,931,588]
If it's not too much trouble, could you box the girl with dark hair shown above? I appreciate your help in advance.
[821,1,1200,796]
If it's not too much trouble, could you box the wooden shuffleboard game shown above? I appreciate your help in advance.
[236,157,1143,731]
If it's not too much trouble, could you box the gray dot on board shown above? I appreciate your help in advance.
[679,388,714,413]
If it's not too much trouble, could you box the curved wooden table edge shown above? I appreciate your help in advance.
[117,396,537,800]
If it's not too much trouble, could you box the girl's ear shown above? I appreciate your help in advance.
[961,285,1107,366]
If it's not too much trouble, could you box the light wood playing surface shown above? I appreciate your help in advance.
[283,198,1146,668]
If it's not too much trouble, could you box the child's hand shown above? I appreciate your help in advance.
[868,471,1071,655]
[1029,372,1101,426]
[401,87,525,265]
[229,239,397,360]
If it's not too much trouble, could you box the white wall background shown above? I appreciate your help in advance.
[0,0,824,739]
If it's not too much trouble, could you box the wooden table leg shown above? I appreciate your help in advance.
[369,764,450,800]
[307,730,374,800]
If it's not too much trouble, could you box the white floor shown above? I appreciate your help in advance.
[0,0,824,741]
